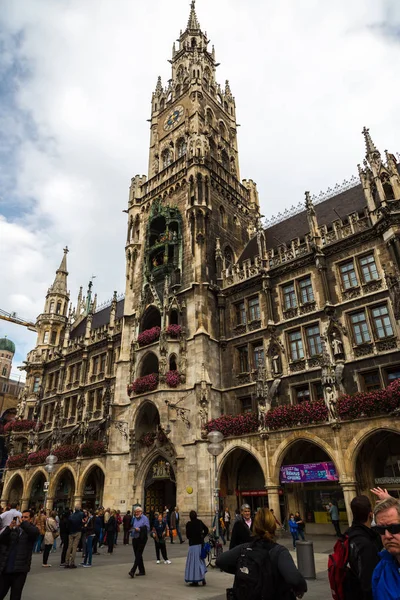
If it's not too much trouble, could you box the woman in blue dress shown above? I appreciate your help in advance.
[184,510,208,586]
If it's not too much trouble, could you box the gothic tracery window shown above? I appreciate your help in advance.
[162,148,172,169]
[177,138,187,158]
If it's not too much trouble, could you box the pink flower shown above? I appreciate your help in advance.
[166,324,182,338]
[165,370,180,388]
[137,327,161,347]
[130,373,159,394]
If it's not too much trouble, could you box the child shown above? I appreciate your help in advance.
[288,513,298,550]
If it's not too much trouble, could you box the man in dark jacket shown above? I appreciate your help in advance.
[229,504,253,549]
[0,509,39,600]
[65,506,84,569]
[343,495,382,600]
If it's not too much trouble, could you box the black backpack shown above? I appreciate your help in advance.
[233,539,277,600]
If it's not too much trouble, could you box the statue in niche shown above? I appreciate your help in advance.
[271,353,282,376]
[331,331,344,358]
[324,385,338,422]
[258,400,268,430]
[16,396,27,419]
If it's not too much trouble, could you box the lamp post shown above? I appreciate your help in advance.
[207,430,224,539]
[44,453,58,512]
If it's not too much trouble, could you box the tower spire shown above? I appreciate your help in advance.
[49,246,69,295]
[362,126,380,158]
[187,0,200,30]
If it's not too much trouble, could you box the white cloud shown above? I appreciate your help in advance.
[0,0,400,369]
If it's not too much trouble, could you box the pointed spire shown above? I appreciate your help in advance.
[362,126,380,158]
[155,75,163,95]
[49,247,69,295]
[187,0,200,30]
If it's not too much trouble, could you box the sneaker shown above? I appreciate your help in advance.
[82,564,92,568]
[164,560,171,564]
[156,560,160,564]
[42,564,51,568]
[80,563,86,566]
[59,563,66,567]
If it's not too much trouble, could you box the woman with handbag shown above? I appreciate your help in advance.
[43,511,58,567]
[152,513,171,564]
[184,510,209,587]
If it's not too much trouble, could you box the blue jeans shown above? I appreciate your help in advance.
[84,535,94,565]
[298,528,305,541]
[34,534,44,553]
[291,532,298,549]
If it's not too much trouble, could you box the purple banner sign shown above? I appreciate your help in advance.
[280,462,338,484]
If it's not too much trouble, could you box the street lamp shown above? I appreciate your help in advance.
[44,453,58,511]
[207,430,224,539]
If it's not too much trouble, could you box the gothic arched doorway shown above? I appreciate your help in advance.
[280,440,342,530]
[144,457,176,516]
[7,474,23,506]
[219,448,266,516]
[355,429,400,499]
[53,469,75,512]
[29,472,46,511]
[82,466,105,510]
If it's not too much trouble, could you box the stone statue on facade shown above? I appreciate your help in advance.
[16,396,27,419]
[271,353,282,376]
[324,385,338,422]
[331,331,344,358]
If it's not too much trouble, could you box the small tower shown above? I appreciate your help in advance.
[0,337,16,380]
[35,247,70,349]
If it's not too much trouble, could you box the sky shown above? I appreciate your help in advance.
[1,0,400,376]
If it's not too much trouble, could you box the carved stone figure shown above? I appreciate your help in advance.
[324,386,338,422]
[258,400,268,430]
[272,354,282,376]
[331,332,344,357]
[17,396,27,419]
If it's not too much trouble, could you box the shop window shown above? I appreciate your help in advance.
[288,330,304,361]
[283,282,297,310]
[33,376,40,393]
[305,325,322,356]
[350,310,371,345]
[339,260,358,289]
[299,277,314,304]
[371,305,393,339]
[361,370,381,392]
[385,366,400,384]
[293,385,310,403]
[238,346,249,373]
[248,297,260,321]
[359,254,379,283]
[235,302,246,325]
[240,397,253,414]
[253,345,264,369]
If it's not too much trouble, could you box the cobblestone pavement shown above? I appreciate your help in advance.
[23,534,334,600]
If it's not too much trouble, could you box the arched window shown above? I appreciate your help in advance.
[160,99,165,111]
[203,68,211,89]
[140,352,159,377]
[43,331,49,344]
[177,138,187,158]
[209,138,216,158]
[175,84,181,97]
[169,354,177,371]
[141,305,162,331]
[219,121,227,138]
[2,367,7,376]
[382,176,395,200]
[224,246,234,266]
[56,302,62,315]
[170,309,179,325]
[49,300,55,313]
[219,205,227,228]
[191,38,197,49]
[221,149,230,170]
[206,108,214,126]
[162,149,172,169]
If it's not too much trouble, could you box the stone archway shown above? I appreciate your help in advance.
[219,446,266,517]
[28,471,47,511]
[277,438,343,533]
[51,468,76,512]
[4,472,24,506]
[354,429,400,499]
[144,456,176,516]
[80,463,105,510]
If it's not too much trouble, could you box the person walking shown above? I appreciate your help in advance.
[33,509,46,553]
[170,506,184,544]
[123,510,131,545]
[371,497,400,599]
[43,511,58,567]
[80,509,96,568]
[328,501,342,537]
[294,511,306,541]
[229,504,253,549]
[106,510,117,554]
[59,509,70,567]
[128,506,150,578]
[288,514,299,550]
[152,513,171,564]
[185,510,208,587]
[342,495,382,600]
[115,510,122,545]
[0,509,39,600]
[65,506,84,569]
[224,507,231,541]
[217,507,307,600]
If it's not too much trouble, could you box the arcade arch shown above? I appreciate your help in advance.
[80,464,105,509]
[51,468,75,512]
[354,429,400,498]
[28,471,46,510]
[219,447,266,515]
[4,473,23,505]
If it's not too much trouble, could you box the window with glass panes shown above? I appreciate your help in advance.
[283,282,297,309]
[248,297,260,321]
[299,277,314,304]
[294,385,310,403]
[235,302,246,325]
[238,346,249,372]
[253,345,264,369]
[75,362,81,383]
[306,325,322,356]
[359,254,379,283]
[33,376,40,393]
[350,310,371,344]
[96,389,102,410]
[386,367,400,383]
[288,330,304,360]
[361,370,381,392]
[100,353,107,373]
[371,305,393,339]
[240,397,253,414]
[312,382,324,401]
[88,390,95,413]
[92,356,99,375]
[340,261,358,289]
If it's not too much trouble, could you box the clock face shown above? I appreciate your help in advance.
[164,105,184,131]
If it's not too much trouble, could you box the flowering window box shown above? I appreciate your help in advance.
[80,441,106,457]
[166,324,181,338]
[6,453,28,469]
[27,449,50,465]
[265,400,328,430]
[205,413,259,437]
[4,420,43,433]
[137,327,161,347]
[129,373,159,395]
[53,444,79,461]
[337,379,400,420]
[165,370,180,388]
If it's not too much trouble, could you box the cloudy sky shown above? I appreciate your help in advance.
[1,0,400,375]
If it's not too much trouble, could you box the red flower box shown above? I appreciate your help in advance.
[337,378,400,420]
[53,444,79,461]
[165,370,180,388]
[130,373,159,394]
[205,413,259,437]
[80,441,106,457]
[265,400,328,430]
[166,324,181,338]
[6,453,28,469]
[4,420,43,433]
[27,449,50,465]
[137,327,161,347]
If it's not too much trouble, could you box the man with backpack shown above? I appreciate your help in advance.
[328,495,382,600]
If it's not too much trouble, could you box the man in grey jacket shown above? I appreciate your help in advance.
[328,502,342,537]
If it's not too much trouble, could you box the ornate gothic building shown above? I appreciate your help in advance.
[2,2,400,533]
